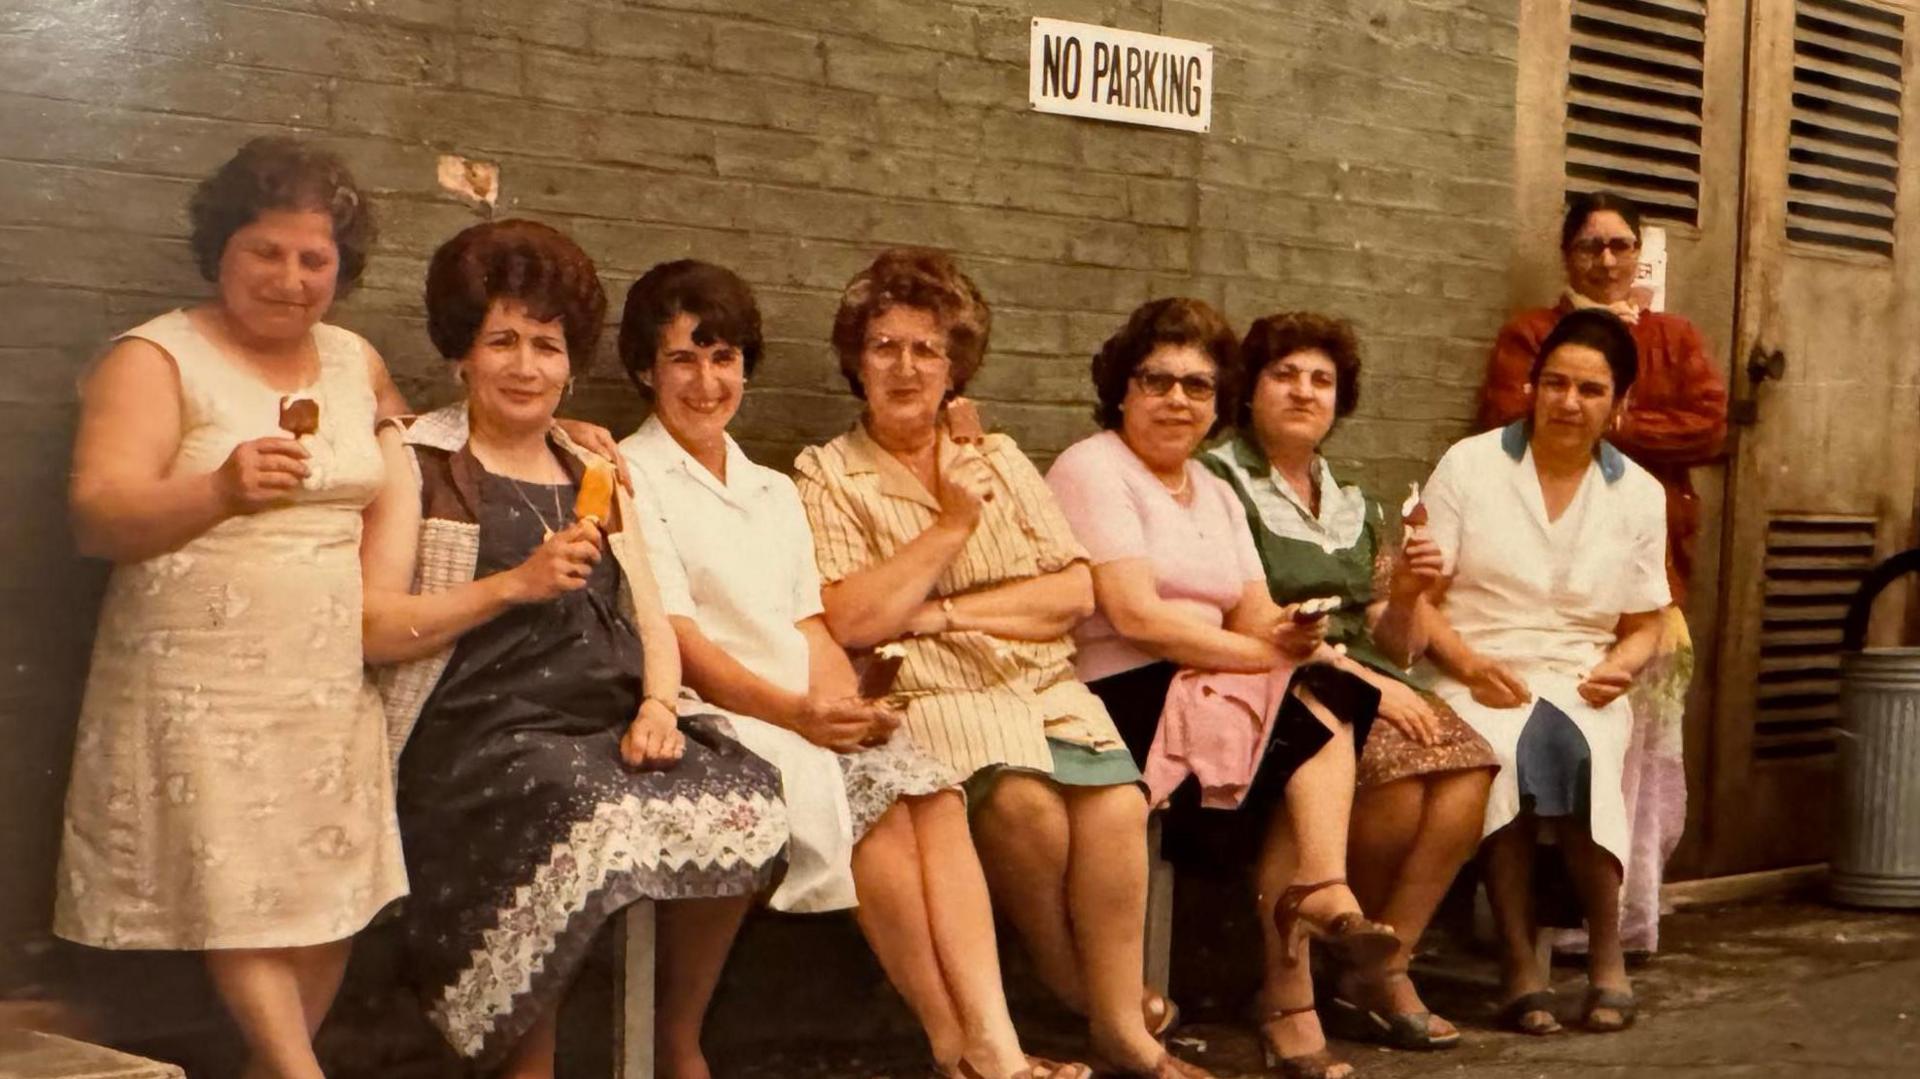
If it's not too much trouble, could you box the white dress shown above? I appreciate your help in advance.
[1419,425,1670,865]
[620,417,956,913]
[55,310,407,949]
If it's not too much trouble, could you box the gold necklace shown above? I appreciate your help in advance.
[505,476,567,540]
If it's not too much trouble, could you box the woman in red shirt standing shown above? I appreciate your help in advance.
[1476,191,1728,955]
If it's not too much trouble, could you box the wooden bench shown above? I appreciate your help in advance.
[1144,816,1175,994]
[0,1030,184,1079]
[613,901,655,1079]
[611,830,1174,1079]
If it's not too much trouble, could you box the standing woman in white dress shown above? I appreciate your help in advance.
[1418,308,1669,1036]
[56,138,408,1079]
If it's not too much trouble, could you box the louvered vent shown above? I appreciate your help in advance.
[1566,0,1707,225]
[1755,515,1877,760]
[1789,0,1905,256]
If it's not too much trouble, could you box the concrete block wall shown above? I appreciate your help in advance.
[0,0,1520,1063]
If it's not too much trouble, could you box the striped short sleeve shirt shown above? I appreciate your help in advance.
[793,422,1125,777]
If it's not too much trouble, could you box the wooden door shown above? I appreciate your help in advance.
[1510,0,1751,877]
[1706,0,1920,875]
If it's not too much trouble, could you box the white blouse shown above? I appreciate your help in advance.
[621,416,857,912]
[1423,425,1670,677]
[620,416,821,692]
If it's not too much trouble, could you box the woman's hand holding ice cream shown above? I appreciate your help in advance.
[1389,482,1446,600]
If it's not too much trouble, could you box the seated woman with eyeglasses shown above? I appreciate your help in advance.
[1045,298,1398,1079]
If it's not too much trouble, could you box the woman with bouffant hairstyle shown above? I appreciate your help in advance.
[1049,297,1399,1079]
[828,246,991,397]
[361,220,787,1077]
[1203,312,1495,1053]
[1087,296,1242,434]
[57,136,409,1079]
[798,250,1193,1078]
[616,257,765,397]
[618,258,1070,1079]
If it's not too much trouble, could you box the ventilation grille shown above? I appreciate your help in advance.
[1789,0,1905,256]
[1565,0,1708,225]
[1755,515,1877,760]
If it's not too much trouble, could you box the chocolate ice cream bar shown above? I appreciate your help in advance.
[278,395,319,437]
[860,643,907,699]
[945,397,985,444]
[1401,482,1427,528]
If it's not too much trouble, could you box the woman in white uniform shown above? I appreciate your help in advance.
[1418,308,1668,1036]
[616,259,1088,1079]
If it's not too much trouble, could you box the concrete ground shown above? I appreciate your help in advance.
[722,897,1920,1079]
[20,892,1917,1077]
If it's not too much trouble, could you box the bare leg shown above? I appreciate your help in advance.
[1278,718,1363,924]
[1482,815,1548,1011]
[286,940,352,1037]
[1559,821,1630,1024]
[1347,778,1423,919]
[205,945,339,1079]
[1252,728,1362,1073]
[849,803,968,1067]
[655,897,752,1079]
[1344,770,1492,1031]
[1253,810,1338,1069]
[498,1007,559,1079]
[973,773,1085,1011]
[856,797,1030,1075]
[902,790,1028,1075]
[1066,783,1164,1073]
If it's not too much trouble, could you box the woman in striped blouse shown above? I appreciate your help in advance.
[796,248,1208,1079]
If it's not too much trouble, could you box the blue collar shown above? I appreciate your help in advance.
[1500,421,1626,484]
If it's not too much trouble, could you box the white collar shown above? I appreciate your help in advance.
[629,414,772,507]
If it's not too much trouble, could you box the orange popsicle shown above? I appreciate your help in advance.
[574,460,617,527]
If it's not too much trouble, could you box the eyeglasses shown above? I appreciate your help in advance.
[864,335,949,369]
[1569,237,1640,260]
[1132,370,1217,401]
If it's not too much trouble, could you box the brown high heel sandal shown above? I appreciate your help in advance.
[1271,879,1399,966]
[1258,1004,1354,1079]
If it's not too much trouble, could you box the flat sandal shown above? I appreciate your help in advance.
[1582,986,1638,1033]
[1496,989,1562,1036]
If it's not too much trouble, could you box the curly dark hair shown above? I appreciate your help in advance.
[830,248,991,399]
[188,136,375,293]
[1532,308,1639,399]
[1560,189,1643,253]
[1090,297,1239,436]
[618,260,763,398]
[424,219,607,364]
[1235,311,1363,431]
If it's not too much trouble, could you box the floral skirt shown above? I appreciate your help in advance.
[1356,689,1500,789]
[397,713,787,1069]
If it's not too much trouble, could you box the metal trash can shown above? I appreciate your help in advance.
[1831,548,1920,908]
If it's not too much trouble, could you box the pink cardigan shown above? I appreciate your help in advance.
[1143,665,1298,809]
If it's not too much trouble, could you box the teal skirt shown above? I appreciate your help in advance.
[962,737,1143,808]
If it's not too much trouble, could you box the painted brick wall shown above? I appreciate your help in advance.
[0,0,1519,1058]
